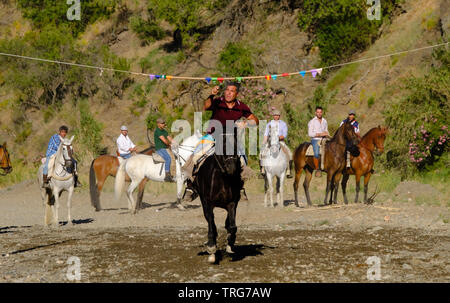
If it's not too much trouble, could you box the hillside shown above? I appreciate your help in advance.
[0,0,448,187]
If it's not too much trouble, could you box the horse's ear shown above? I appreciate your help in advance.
[2,142,6,148]
[69,135,74,143]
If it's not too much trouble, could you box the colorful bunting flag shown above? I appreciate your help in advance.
[149,74,155,80]
[317,68,323,75]
[265,75,271,80]
[271,75,278,80]
[282,73,289,77]
[299,71,306,77]
[311,70,318,78]
[236,77,243,82]
[205,77,211,83]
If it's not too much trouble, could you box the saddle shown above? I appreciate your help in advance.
[152,152,166,164]
[306,138,328,169]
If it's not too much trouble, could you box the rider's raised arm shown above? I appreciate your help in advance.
[204,86,220,111]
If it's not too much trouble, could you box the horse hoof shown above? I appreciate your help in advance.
[226,245,234,254]
[176,203,186,211]
[207,254,216,264]
[206,245,217,255]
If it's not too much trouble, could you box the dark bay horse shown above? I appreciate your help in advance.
[342,126,387,204]
[193,132,242,264]
[89,147,154,211]
[0,142,12,175]
[293,121,359,206]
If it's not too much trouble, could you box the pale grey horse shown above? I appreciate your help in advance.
[37,136,75,226]
[261,124,288,207]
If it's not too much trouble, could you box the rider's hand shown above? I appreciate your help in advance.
[212,86,220,95]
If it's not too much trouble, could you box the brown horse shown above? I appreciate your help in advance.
[89,147,154,211]
[341,126,387,204]
[0,142,12,175]
[293,121,359,207]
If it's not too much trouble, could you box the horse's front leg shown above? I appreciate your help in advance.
[333,172,343,204]
[278,173,285,207]
[363,173,372,203]
[324,172,333,206]
[354,173,362,203]
[303,168,313,207]
[52,187,60,226]
[202,204,217,263]
[341,173,350,204]
[225,202,238,254]
[67,185,74,225]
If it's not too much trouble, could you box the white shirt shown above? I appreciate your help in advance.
[116,134,136,155]
[308,117,328,140]
[264,120,288,138]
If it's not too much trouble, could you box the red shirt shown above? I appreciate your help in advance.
[207,97,252,133]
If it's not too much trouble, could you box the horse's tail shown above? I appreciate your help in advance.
[114,161,127,201]
[89,159,101,211]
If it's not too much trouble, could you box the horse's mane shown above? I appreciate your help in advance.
[330,123,345,142]
[362,127,381,139]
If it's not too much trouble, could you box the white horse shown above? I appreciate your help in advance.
[261,124,288,207]
[115,131,201,214]
[37,136,75,226]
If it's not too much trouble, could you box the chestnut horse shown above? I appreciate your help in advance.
[293,121,359,206]
[0,142,12,175]
[89,147,154,211]
[341,126,387,204]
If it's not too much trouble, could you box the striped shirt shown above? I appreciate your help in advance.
[46,134,62,158]
[340,119,360,134]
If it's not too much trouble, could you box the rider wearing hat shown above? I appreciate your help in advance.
[116,125,137,160]
[340,110,361,168]
[260,109,293,178]
[154,117,176,182]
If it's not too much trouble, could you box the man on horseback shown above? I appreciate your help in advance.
[42,125,81,188]
[260,109,293,178]
[116,125,137,160]
[308,106,329,177]
[154,117,176,183]
[340,110,361,168]
[182,81,259,202]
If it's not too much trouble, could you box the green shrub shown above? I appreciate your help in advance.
[17,0,116,37]
[74,99,104,158]
[367,96,375,108]
[383,48,449,176]
[298,0,400,66]
[218,42,255,76]
[130,16,166,45]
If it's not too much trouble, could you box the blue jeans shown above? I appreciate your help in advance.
[157,149,171,172]
[120,153,132,159]
[311,139,320,159]
[43,157,50,175]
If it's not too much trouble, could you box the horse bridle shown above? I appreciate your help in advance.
[55,143,74,176]
[0,146,12,175]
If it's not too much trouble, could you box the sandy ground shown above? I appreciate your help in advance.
[0,178,449,282]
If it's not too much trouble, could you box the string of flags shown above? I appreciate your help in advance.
[0,42,447,84]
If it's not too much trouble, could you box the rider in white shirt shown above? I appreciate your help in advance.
[116,125,137,159]
[260,109,293,178]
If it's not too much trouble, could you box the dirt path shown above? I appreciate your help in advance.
[0,179,449,282]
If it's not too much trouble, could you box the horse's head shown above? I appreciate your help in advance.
[0,142,12,175]
[267,125,281,158]
[374,126,388,154]
[342,121,360,146]
[60,136,75,171]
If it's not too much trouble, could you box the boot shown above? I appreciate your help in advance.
[42,174,50,188]
[313,158,321,178]
[182,179,198,202]
[164,172,175,183]
[74,174,82,188]
[287,160,293,179]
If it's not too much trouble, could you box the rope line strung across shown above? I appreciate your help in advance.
[0,42,448,83]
